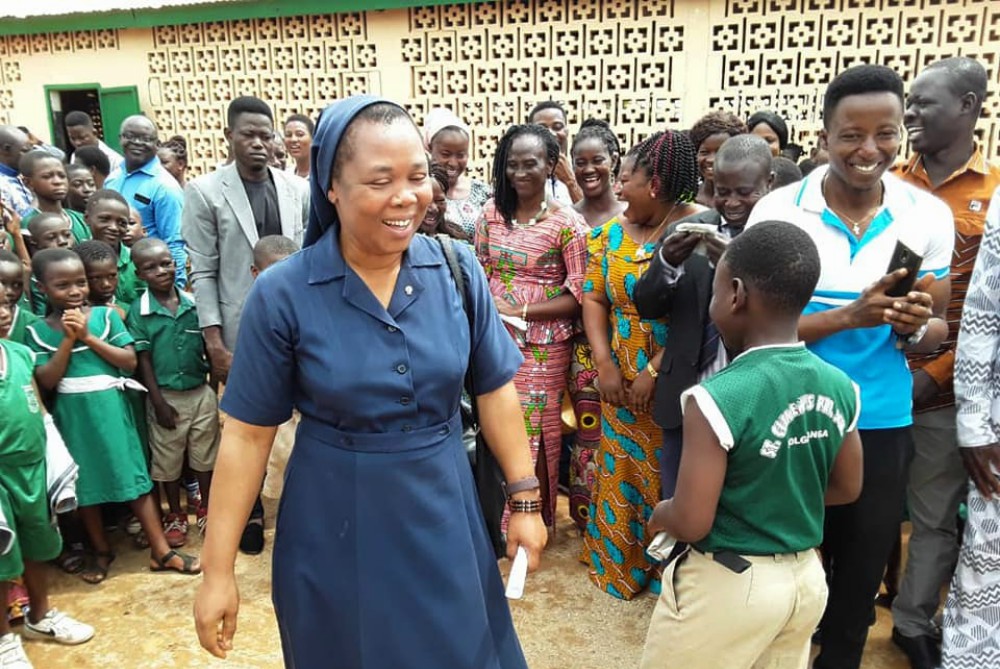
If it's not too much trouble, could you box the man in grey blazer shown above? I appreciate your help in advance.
[182,96,309,553]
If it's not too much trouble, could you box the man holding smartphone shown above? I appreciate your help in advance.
[889,57,1000,669]
[747,65,954,669]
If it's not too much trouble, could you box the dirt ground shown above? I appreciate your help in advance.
[21,496,911,668]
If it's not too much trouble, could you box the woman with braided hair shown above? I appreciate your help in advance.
[475,124,590,528]
[689,111,747,207]
[158,136,188,188]
[565,119,626,531]
[582,129,703,599]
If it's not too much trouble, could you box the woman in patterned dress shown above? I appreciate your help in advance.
[565,119,626,531]
[476,124,589,528]
[581,130,702,599]
[425,108,491,241]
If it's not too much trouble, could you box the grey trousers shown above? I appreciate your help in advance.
[892,405,968,636]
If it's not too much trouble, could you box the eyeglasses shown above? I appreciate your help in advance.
[120,132,157,145]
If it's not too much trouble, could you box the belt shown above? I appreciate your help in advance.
[691,545,815,573]
[57,374,147,395]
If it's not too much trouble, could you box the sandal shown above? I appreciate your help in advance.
[79,551,116,585]
[55,543,87,574]
[150,549,201,575]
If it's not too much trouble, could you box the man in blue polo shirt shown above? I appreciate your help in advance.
[748,64,954,669]
[105,115,187,286]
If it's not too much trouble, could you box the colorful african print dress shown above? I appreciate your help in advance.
[581,218,668,600]
[476,200,589,526]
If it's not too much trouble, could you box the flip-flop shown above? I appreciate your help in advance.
[150,550,201,575]
[79,551,116,585]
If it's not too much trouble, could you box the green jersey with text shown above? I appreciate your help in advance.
[685,343,860,555]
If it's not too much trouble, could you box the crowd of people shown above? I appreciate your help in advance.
[0,53,997,669]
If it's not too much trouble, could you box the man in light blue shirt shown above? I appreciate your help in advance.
[105,115,187,286]
[0,126,33,217]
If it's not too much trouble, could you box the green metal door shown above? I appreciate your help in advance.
[99,86,141,154]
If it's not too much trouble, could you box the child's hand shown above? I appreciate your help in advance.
[61,309,87,340]
[152,400,180,430]
[647,500,669,535]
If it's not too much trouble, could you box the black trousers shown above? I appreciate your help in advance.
[659,427,683,499]
[814,427,914,669]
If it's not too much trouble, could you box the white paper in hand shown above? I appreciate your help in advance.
[646,532,677,561]
[505,546,529,599]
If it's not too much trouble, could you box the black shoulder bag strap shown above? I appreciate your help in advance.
[436,234,507,558]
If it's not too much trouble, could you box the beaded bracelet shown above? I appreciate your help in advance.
[508,498,543,514]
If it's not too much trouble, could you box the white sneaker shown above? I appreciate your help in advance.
[22,609,94,645]
[0,633,33,668]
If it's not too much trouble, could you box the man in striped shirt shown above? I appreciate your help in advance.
[891,57,1000,669]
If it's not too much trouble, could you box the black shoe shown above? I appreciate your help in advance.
[891,628,940,669]
[239,518,265,555]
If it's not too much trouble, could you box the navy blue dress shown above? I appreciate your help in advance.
[221,228,527,669]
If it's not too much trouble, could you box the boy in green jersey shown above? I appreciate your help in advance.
[0,300,94,667]
[640,221,864,669]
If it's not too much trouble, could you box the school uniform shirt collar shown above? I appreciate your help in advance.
[138,288,196,317]
[117,244,131,270]
[732,341,806,362]
[307,226,443,285]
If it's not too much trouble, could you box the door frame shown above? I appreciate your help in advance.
[44,82,103,152]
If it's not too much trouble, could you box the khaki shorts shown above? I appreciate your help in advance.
[0,460,62,580]
[148,384,221,481]
[262,413,299,500]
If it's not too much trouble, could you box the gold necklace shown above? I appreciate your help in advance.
[822,174,884,237]
[634,204,678,259]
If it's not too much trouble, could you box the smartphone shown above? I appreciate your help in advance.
[885,240,923,298]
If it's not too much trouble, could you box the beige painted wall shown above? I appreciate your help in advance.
[1,0,998,178]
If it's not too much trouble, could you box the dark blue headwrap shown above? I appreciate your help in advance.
[304,95,406,248]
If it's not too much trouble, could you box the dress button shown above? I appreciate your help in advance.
[387,325,397,333]
[396,364,407,374]
[402,425,413,433]
[400,397,411,405]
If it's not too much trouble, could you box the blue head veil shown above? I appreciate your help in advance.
[304,95,406,247]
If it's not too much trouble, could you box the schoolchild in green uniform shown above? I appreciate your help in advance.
[25,248,200,584]
[74,241,127,320]
[64,163,95,214]
[128,238,219,547]
[640,221,864,669]
[0,249,36,344]
[0,300,94,668]
[18,152,90,244]
[84,190,144,308]
[25,213,76,317]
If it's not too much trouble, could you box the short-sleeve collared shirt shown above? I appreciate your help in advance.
[892,147,1000,409]
[0,164,33,218]
[748,165,955,429]
[126,289,208,392]
[105,156,187,286]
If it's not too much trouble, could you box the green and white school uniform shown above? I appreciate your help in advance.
[6,304,39,346]
[684,342,861,555]
[0,340,61,579]
[25,306,151,506]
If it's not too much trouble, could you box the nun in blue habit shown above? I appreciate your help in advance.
[192,96,547,668]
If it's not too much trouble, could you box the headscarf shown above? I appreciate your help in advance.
[422,108,470,150]
[747,110,789,151]
[304,95,407,248]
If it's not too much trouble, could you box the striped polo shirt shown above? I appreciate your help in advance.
[748,165,954,430]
